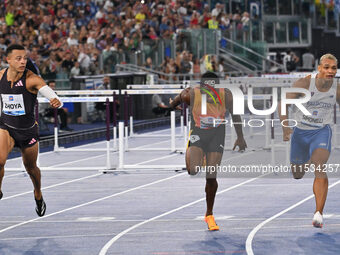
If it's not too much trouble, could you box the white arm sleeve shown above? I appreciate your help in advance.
[38,85,63,108]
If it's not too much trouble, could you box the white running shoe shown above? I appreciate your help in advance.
[312,211,323,228]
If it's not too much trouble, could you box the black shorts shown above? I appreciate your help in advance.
[0,122,39,149]
[188,125,225,153]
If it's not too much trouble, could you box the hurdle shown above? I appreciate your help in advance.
[46,90,119,152]
[124,86,186,138]
[6,93,119,171]
[218,78,295,165]
[115,122,186,171]
[126,84,188,89]
[121,89,188,152]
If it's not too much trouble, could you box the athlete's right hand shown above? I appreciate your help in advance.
[50,98,62,108]
[169,98,182,110]
[283,127,293,141]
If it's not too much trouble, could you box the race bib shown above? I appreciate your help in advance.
[1,94,26,116]
[200,116,224,129]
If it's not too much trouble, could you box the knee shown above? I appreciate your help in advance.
[186,161,201,176]
[312,162,328,179]
[187,165,200,175]
[0,158,6,170]
[206,178,217,186]
[23,161,37,172]
[314,169,328,179]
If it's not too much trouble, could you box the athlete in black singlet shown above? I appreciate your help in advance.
[0,44,62,217]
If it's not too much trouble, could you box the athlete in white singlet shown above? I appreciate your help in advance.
[279,54,340,228]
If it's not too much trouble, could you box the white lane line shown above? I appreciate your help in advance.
[2,173,102,201]
[5,221,340,242]
[223,151,256,161]
[0,216,335,224]
[0,173,185,234]
[4,173,24,179]
[51,154,108,167]
[51,139,173,167]
[6,221,340,242]
[6,125,181,163]
[3,139,184,201]
[245,179,340,255]
[135,154,182,166]
[7,128,173,164]
[98,174,267,255]
[133,127,182,136]
[3,135,184,200]
[7,150,55,162]
[6,139,107,162]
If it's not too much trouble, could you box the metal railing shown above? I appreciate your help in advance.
[220,37,285,72]
[115,63,251,82]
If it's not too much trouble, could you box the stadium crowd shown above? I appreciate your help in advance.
[0,0,251,81]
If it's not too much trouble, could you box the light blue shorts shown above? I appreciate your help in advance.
[290,125,332,164]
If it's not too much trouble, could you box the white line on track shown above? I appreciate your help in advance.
[0,173,186,234]
[98,174,268,255]
[135,154,182,165]
[0,216,329,224]
[50,139,174,167]
[2,173,102,201]
[3,136,181,200]
[245,179,340,255]
[6,139,100,162]
[2,134,185,200]
[4,172,25,179]
[5,222,340,242]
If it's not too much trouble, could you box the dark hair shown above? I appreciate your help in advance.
[201,71,219,79]
[47,80,56,85]
[6,44,25,56]
[200,71,220,86]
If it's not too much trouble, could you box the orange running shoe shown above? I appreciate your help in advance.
[205,215,219,231]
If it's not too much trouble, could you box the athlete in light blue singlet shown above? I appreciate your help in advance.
[279,54,340,228]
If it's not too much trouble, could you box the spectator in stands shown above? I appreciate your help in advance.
[97,76,111,90]
[96,76,120,120]
[219,13,231,30]
[180,51,192,80]
[286,50,300,72]
[193,57,201,79]
[0,54,8,69]
[67,32,79,46]
[77,46,91,74]
[190,10,200,28]
[208,13,219,29]
[70,62,80,77]
[0,0,254,81]
[218,58,225,73]
[87,31,97,47]
[61,51,74,74]
[144,57,153,69]
[43,80,73,132]
[212,3,223,17]
[0,37,7,51]
[152,94,170,116]
[241,11,250,37]
[302,50,315,71]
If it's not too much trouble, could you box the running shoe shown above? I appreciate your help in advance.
[312,211,323,228]
[35,197,46,217]
[205,215,219,231]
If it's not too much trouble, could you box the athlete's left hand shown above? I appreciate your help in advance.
[50,98,62,108]
[233,137,247,152]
